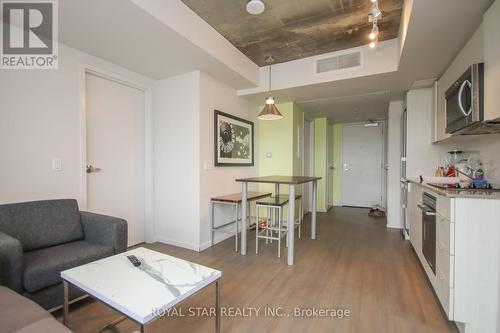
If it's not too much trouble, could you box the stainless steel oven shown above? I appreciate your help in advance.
[418,192,436,274]
[445,63,484,134]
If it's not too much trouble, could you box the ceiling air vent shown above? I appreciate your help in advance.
[315,51,361,74]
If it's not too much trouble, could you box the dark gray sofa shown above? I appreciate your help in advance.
[0,199,127,310]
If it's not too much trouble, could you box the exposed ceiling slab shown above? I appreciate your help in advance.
[181,0,403,66]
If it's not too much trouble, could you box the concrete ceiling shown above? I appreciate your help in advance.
[181,0,403,66]
[297,91,390,123]
[241,0,494,122]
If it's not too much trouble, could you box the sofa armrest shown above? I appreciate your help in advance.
[80,212,128,253]
[0,231,23,292]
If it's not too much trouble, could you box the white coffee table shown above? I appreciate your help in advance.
[61,247,222,333]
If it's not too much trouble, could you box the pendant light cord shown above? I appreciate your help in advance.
[268,63,272,93]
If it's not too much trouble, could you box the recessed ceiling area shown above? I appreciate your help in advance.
[297,92,390,123]
[181,0,403,66]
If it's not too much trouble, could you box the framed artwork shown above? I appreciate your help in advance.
[214,110,254,166]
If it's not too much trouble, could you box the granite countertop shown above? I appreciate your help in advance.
[405,178,500,199]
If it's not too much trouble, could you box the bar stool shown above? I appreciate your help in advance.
[255,196,289,258]
[277,194,303,239]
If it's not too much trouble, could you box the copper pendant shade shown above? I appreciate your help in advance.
[258,98,283,120]
[257,56,283,120]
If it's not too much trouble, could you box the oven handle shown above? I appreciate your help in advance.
[417,204,436,216]
[458,79,473,117]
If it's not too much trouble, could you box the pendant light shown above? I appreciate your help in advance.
[258,56,283,120]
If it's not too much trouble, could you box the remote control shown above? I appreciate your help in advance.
[127,255,141,267]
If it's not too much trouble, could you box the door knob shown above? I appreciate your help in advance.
[86,165,102,173]
[343,163,350,172]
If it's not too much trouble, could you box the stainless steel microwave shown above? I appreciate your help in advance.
[445,63,484,134]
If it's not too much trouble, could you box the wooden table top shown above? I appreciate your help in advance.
[235,175,321,185]
[211,191,272,204]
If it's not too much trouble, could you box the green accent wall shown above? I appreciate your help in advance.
[332,124,342,205]
[257,102,304,217]
[258,102,294,188]
[314,118,327,211]
[292,103,304,183]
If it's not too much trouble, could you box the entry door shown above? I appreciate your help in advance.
[341,123,383,207]
[85,72,145,246]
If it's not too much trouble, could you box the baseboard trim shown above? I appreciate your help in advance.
[199,232,235,252]
[386,224,403,230]
[155,237,200,251]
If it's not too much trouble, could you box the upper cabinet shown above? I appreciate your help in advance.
[484,0,500,122]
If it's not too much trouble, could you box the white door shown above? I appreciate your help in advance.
[341,123,383,207]
[86,72,145,246]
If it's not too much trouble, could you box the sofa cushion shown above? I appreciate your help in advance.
[0,286,52,333]
[13,317,73,333]
[0,199,83,251]
[23,241,114,293]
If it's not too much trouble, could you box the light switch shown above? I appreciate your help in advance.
[203,160,213,170]
[52,158,62,172]
[266,152,272,158]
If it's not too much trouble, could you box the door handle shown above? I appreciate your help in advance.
[343,163,350,172]
[86,165,102,174]
[458,79,472,117]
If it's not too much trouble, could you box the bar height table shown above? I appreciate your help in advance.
[235,176,321,265]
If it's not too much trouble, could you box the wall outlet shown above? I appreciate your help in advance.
[52,158,62,172]
[266,152,272,158]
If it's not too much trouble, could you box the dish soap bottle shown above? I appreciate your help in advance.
[475,163,485,180]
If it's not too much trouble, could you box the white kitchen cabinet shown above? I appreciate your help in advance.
[484,0,500,122]
[407,181,500,332]
[408,182,422,253]
[436,210,455,320]
[406,88,440,177]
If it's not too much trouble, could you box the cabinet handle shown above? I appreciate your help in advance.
[417,204,436,216]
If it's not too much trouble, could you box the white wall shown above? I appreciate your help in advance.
[386,101,404,228]
[152,71,259,251]
[0,43,152,206]
[152,72,201,250]
[198,72,259,250]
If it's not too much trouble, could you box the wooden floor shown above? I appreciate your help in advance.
[58,207,457,333]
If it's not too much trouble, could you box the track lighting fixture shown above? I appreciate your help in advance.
[369,21,378,40]
[371,2,382,19]
[368,0,382,49]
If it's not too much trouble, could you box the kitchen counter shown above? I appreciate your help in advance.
[406,178,500,199]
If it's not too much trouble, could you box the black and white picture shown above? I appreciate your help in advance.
[214,110,254,166]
